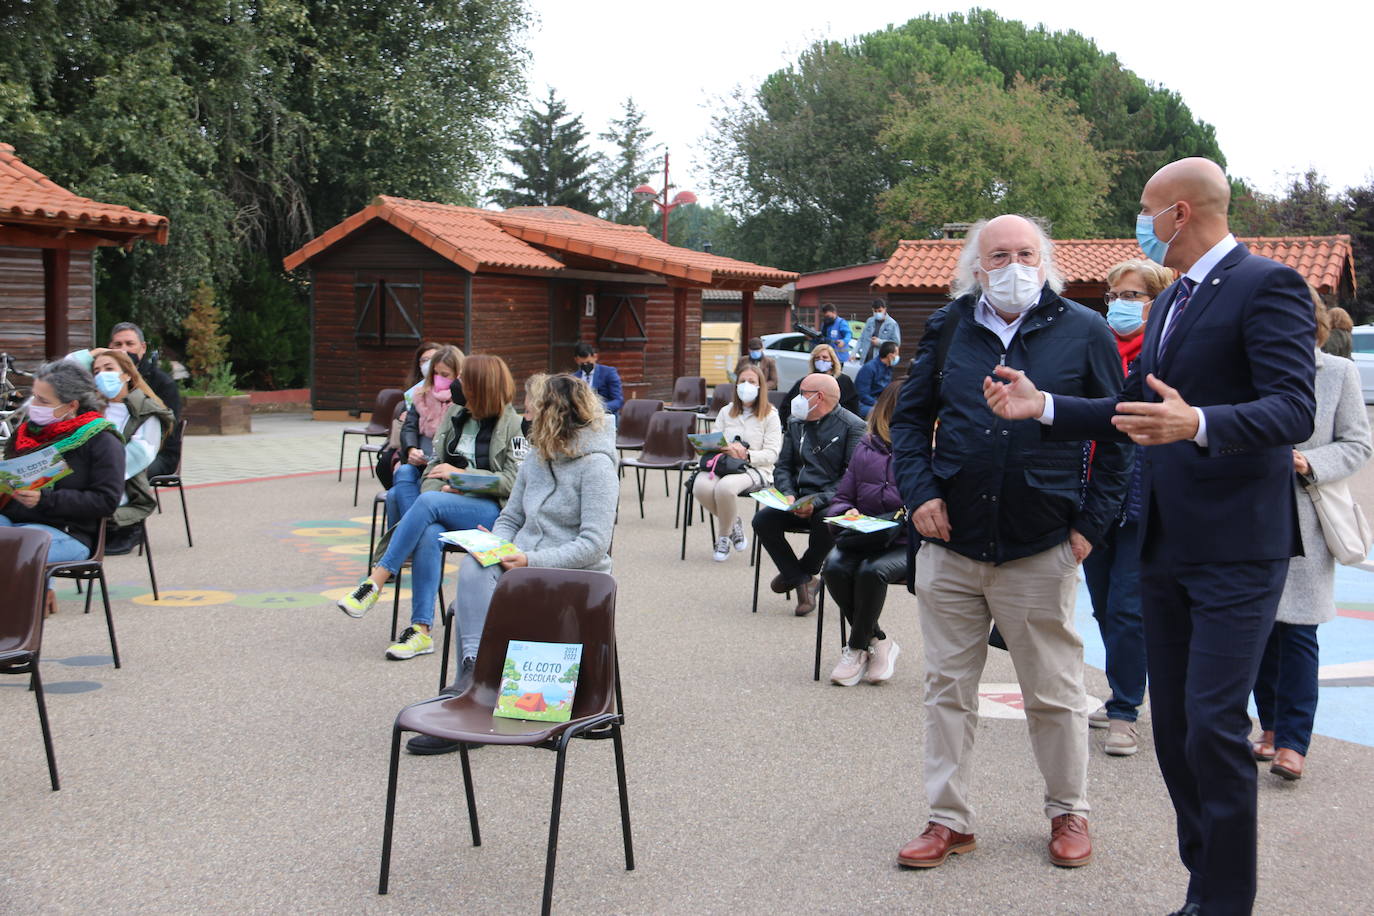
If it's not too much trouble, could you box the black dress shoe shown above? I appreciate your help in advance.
[104,525,141,556]
[1166,903,1201,915]
[406,734,471,755]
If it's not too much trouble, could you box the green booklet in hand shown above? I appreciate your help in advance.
[447,471,501,496]
[0,445,72,496]
[750,487,821,512]
[687,432,727,456]
[494,640,584,723]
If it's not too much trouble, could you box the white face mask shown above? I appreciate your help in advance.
[813,359,833,374]
[419,359,432,378]
[790,392,812,421]
[982,262,1042,314]
[736,382,759,404]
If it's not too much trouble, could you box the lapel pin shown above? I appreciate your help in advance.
[1211,278,1220,285]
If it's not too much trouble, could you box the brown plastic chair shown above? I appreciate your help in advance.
[663,376,707,412]
[45,521,121,666]
[339,388,403,481]
[618,410,696,523]
[767,389,788,411]
[354,397,407,506]
[614,398,663,456]
[695,383,735,431]
[379,567,633,916]
[0,526,61,790]
[149,417,192,547]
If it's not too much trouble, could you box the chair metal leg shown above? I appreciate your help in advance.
[661,468,670,498]
[378,725,403,894]
[459,744,481,846]
[338,431,349,481]
[612,723,634,871]
[541,737,574,916]
[634,468,645,519]
[31,667,59,791]
[814,581,826,681]
[177,482,192,547]
[353,448,364,507]
[673,467,686,529]
[141,523,159,601]
[97,567,120,668]
[439,607,453,691]
[390,566,404,643]
[751,538,762,614]
[154,487,163,512]
[369,499,384,574]
[83,573,95,614]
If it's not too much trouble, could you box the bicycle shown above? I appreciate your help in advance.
[0,352,33,450]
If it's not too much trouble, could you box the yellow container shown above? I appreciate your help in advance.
[700,321,741,385]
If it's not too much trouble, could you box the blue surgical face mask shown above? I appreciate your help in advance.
[1135,203,1179,266]
[95,370,125,399]
[1106,300,1146,336]
[890,355,900,367]
[749,350,762,361]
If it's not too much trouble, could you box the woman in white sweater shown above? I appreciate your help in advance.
[691,365,783,562]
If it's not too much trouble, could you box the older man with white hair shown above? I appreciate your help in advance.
[889,214,1131,870]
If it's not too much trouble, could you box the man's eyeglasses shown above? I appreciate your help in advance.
[982,249,1040,270]
[1103,290,1151,304]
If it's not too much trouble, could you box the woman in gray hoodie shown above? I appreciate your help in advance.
[407,373,619,754]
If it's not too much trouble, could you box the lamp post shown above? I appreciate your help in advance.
[633,152,696,243]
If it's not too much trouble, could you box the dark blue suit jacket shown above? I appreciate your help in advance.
[584,364,624,415]
[1050,244,1316,564]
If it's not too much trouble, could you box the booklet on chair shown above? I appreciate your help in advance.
[750,487,821,512]
[493,639,584,723]
[437,529,519,567]
[0,445,72,496]
[447,471,502,496]
[823,512,900,533]
[687,432,727,456]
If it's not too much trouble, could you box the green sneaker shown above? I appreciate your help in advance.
[337,579,380,618]
[386,626,434,660]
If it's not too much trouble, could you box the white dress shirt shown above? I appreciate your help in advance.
[974,295,1030,349]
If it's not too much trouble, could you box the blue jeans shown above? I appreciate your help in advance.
[0,517,91,585]
[385,463,423,525]
[377,491,500,629]
[1082,520,1147,721]
[1252,621,1319,756]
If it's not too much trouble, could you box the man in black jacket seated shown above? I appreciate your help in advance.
[109,322,181,479]
[752,373,865,616]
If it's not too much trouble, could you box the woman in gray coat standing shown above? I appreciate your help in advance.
[1251,293,1372,780]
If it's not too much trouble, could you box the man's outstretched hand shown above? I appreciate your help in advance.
[983,365,1046,420]
[1111,374,1199,445]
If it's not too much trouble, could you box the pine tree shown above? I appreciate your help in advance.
[596,98,659,225]
[489,89,600,212]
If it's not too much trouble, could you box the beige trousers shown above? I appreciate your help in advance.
[691,472,758,532]
[914,541,1089,833]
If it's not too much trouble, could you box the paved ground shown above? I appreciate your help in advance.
[4,414,1374,914]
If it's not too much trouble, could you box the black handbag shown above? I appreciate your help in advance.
[832,507,907,553]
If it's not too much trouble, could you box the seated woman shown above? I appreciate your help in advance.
[407,373,619,755]
[403,340,444,406]
[0,361,124,614]
[821,380,907,686]
[690,365,782,562]
[88,348,173,553]
[391,345,464,521]
[339,354,524,661]
[778,343,859,422]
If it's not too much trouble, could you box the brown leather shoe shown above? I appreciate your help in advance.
[794,577,818,616]
[1251,730,1276,761]
[897,822,976,868]
[1271,747,1305,780]
[1048,814,1092,867]
[769,574,791,594]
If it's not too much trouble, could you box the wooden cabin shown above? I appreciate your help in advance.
[871,235,1358,364]
[283,198,797,412]
[795,260,886,329]
[0,143,167,366]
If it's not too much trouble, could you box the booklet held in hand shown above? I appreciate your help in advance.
[438,529,519,567]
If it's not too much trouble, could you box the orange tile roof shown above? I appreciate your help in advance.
[0,142,168,244]
[284,197,797,288]
[873,235,1355,294]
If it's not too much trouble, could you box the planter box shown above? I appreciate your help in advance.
[184,394,252,435]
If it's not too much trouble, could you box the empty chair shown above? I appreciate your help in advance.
[355,398,408,507]
[0,526,61,790]
[663,376,707,412]
[44,522,122,665]
[379,567,633,916]
[614,398,663,459]
[695,383,735,430]
[149,418,192,547]
[339,388,403,481]
[618,411,696,523]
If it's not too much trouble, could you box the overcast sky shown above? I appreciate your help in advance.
[522,0,1373,213]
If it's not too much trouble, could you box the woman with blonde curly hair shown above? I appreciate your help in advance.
[404,373,619,754]
[779,342,859,422]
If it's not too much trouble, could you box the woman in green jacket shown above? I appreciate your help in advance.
[338,355,525,661]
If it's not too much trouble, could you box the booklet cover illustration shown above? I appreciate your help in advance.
[494,640,583,723]
[824,512,900,533]
[687,432,727,456]
[437,529,520,567]
[447,471,502,496]
[0,445,72,496]
[750,487,821,512]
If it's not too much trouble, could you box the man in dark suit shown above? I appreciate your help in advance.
[573,342,623,416]
[984,158,1316,915]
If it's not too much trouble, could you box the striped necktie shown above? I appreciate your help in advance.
[1157,277,1196,359]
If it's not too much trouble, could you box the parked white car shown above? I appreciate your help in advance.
[761,331,862,393]
[1351,325,1374,404]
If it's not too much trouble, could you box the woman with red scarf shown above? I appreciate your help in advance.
[1,361,125,611]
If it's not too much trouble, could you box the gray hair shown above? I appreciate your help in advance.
[109,321,145,343]
[949,216,1065,300]
[35,360,106,414]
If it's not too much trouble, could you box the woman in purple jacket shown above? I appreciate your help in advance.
[823,381,908,685]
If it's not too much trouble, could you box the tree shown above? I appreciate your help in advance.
[596,98,659,225]
[489,88,600,212]
[875,77,1112,245]
[1342,182,1374,323]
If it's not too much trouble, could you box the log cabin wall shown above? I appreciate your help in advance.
[0,246,94,368]
[884,292,951,364]
[469,273,550,385]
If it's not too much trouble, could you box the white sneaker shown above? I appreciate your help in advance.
[729,516,748,551]
[865,635,900,683]
[830,646,868,686]
[1088,704,1110,729]
[712,535,732,562]
[1104,719,1139,756]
